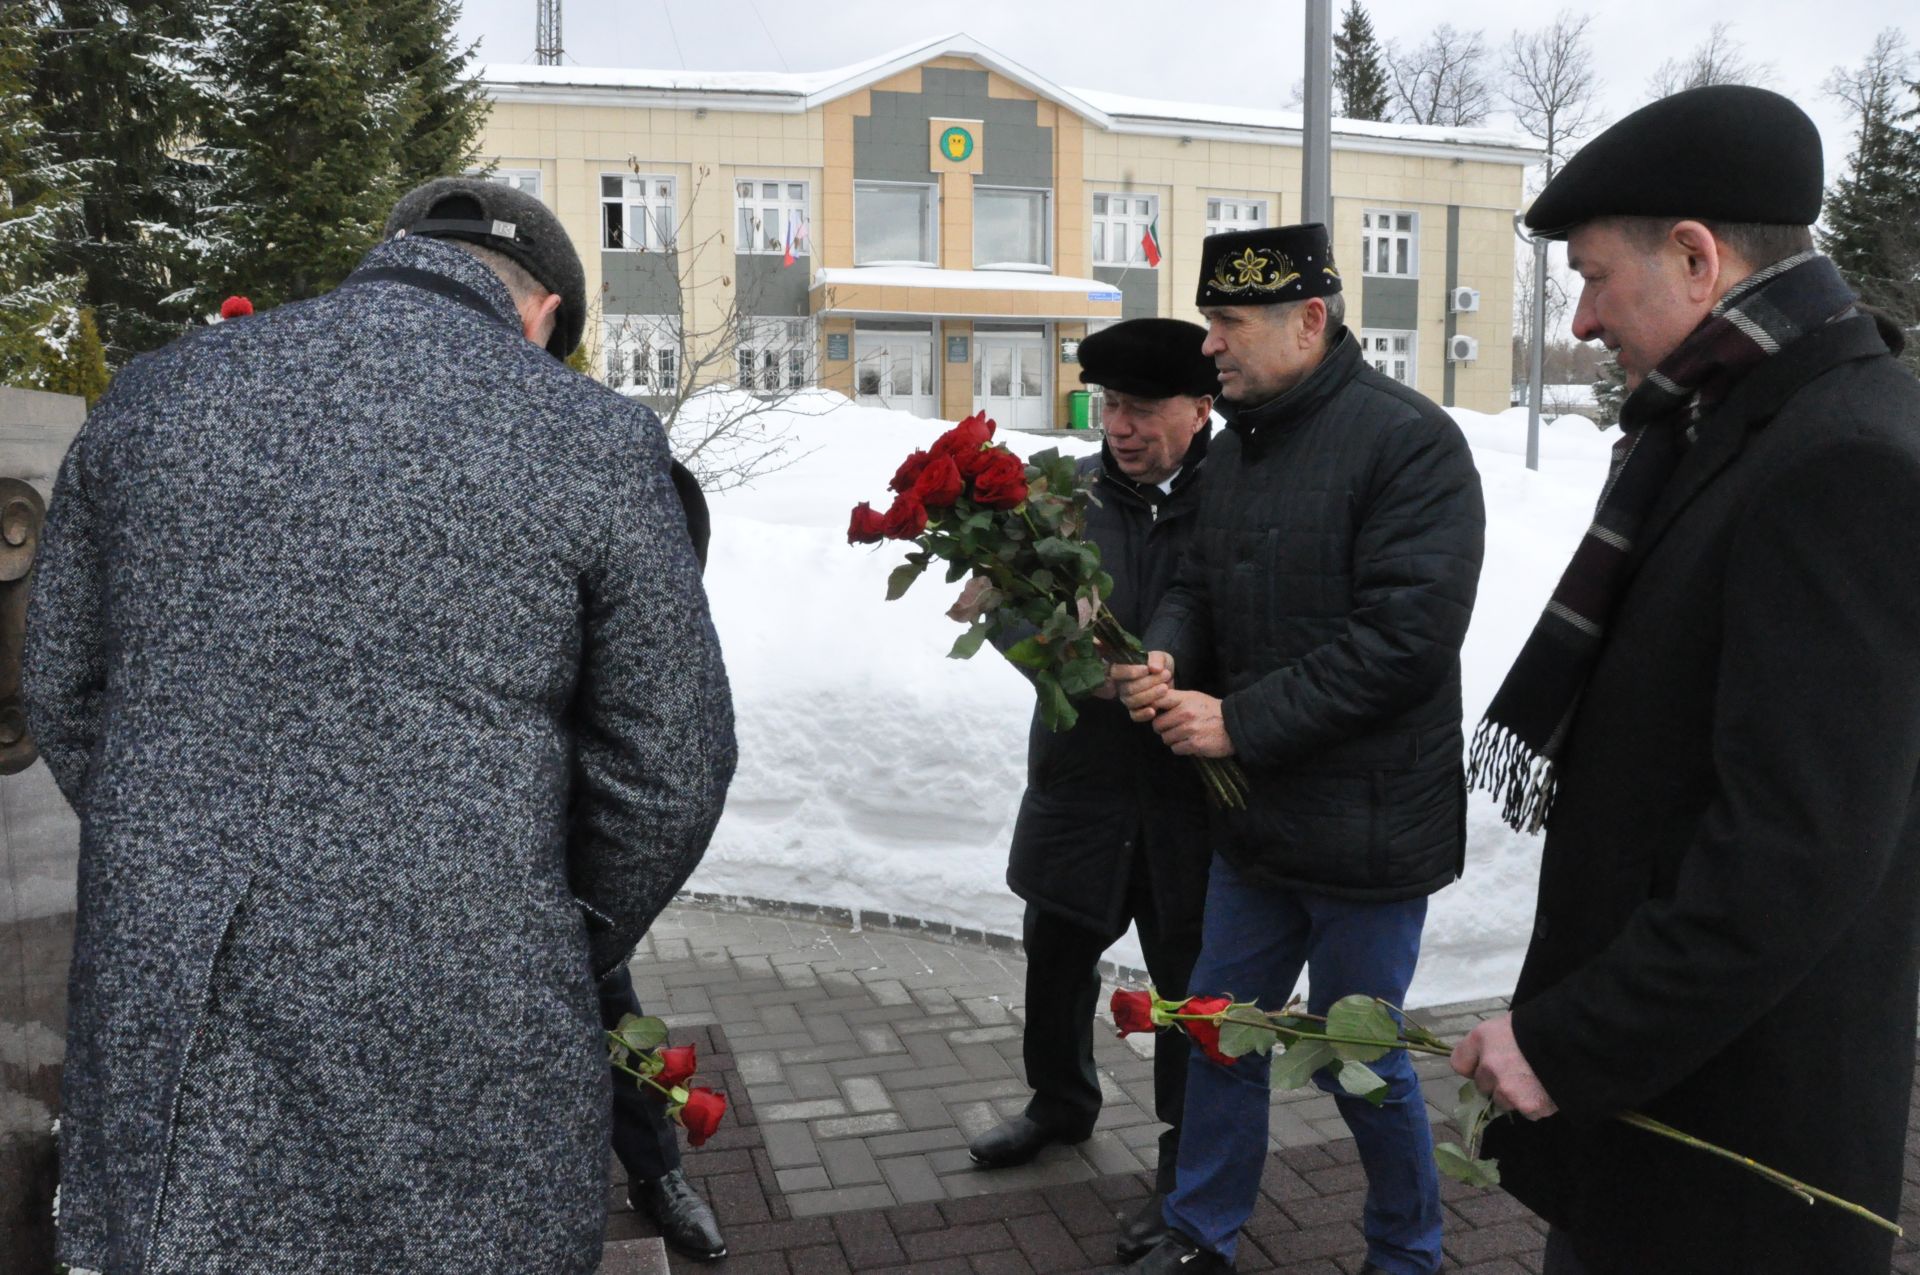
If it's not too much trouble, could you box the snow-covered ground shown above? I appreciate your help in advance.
[687,388,1618,1009]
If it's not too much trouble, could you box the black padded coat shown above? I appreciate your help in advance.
[1142,330,1484,900]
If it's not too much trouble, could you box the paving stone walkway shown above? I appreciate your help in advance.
[598,904,1920,1274]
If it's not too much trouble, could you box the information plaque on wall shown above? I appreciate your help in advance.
[827,332,850,362]
[946,335,970,363]
[1060,338,1081,364]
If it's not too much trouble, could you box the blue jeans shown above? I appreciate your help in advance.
[1163,854,1442,1275]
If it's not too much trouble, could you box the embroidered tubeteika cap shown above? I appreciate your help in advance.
[1195,223,1342,309]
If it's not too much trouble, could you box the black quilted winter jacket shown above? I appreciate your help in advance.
[1143,329,1485,900]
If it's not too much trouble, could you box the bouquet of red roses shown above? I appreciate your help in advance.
[607,1014,728,1147]
[848,412,1248,809]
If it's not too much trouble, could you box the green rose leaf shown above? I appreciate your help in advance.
[1059,655,1107,696]
[1325,995,1401,1062]
[1333,1058,1389,1106]
[614,1013,668,1053]
[1270,1038,1337,1091]
[886,556,929,601]
[1035,669,1079,731]
[1003,636,1051,670]
[1217,1017,1279,1059]
[948,621,991,660]
[1434,1141,1502,1188]
[1453,1079,1495,1138]
[1034,536,1085,572]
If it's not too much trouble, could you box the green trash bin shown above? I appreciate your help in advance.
[1069,389,1091,429]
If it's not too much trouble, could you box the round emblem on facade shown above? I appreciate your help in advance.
[939,126,975,162]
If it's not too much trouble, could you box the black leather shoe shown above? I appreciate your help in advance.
[967,1114,1087,1169]
[628,1167,727,1261]
[1119,1230,1232,1273]
[1114,1192,1168,1261]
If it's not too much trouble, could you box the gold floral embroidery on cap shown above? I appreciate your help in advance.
[1209,247,1302,294]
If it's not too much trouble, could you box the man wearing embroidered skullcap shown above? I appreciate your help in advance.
[1111,223,1485,1274]
[22,175,737,1271]
[966,319,1218,1262]
[1447,85,1920,1274]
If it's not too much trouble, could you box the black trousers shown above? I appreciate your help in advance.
[1019,857,1201,1193]
[599,963,682,1183]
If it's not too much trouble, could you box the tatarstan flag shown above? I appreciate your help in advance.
[1140,217,1162,267]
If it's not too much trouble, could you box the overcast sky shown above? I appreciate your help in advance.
[453,0,1896,195]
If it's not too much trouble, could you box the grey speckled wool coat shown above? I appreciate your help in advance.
[22,235,737,1274]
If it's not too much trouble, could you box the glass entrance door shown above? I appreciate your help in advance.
[853,331,937,418]
[972,331,1050,431]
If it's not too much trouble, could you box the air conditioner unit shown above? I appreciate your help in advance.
[1449,286,1481,313]
[1448,334,1479,362]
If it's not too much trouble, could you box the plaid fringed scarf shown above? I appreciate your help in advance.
[1468,251,1859,832]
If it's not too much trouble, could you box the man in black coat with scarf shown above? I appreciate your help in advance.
[1114,224,1485,1275]
[1454,86,1920,1275]
[966,319,1218,1261]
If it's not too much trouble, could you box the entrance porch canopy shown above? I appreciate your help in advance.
[810,267,1126,322]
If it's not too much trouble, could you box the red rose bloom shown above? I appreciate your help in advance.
[676,1086,728,1147]
[1178,995,1236,1066]
[890,450,932,494]
[911,454,965,508]
[654,1044,698,1089]
[848,501,888,544]
[219,295,253,319]
[881,492,927,540]
[1111,989,1156,1036]
[969,449,1029,509]
[930,413,996,475]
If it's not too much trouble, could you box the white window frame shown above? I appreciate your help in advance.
[1361,209,1418,278]
[601,173,677,252]
[470,167,542,199]
[735,178,810,257]
[603,315,682,394]
[973,186,1052,271]
[1360,328,1417,388]
[1205,196,1268,237]
[854,180,937,267]
[1090,191,1159,267]
[736,317,815,394]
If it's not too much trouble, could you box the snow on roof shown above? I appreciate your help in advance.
[1069,86,1537,157]
[813,267,1122,295]
[480,33,1537,161]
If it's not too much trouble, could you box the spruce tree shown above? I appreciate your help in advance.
[1821,43,1919,374]
[192,0,490,312]
[30,0,213,364]
[1592,354,1627,428]
[38,307,110,404]
[0,2,87,389]
[1333,0,1392,121]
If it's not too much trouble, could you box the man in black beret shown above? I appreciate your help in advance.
[968,318,1218,1257]
[1113,224,1485,1275]
[1451,85,1920,1274]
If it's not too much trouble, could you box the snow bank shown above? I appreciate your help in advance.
[689,392,1619,1008]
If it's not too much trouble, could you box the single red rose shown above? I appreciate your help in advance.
[881,492,927,540]
[969,449,1029,509]
[890,449,932,494]
[654,1044,698,1089]
[848,501,888,544]
[219,295,253,319]
[930,413,996,474]
[675,1086,728,1147]
[1178,995,1236,1066]
[1111,989,1156,1036]
[911,454,965,508]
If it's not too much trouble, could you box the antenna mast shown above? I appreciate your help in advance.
[536,0,562,65]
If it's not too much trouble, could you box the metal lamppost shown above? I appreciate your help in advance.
[1514,213,1547,472]
[1302,0,1332,225]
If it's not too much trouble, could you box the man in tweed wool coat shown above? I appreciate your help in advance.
[22,179,737,1273]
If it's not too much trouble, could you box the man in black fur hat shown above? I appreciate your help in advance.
[1453,85,1920,1274]
[968,318,1219,1261]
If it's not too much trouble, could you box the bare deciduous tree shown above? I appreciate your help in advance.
[1645,22,1776,100]
[1822,28,1912,125]
[1387,24,1494,128]
[582,162,837,492]
[1501,10,1602,184]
